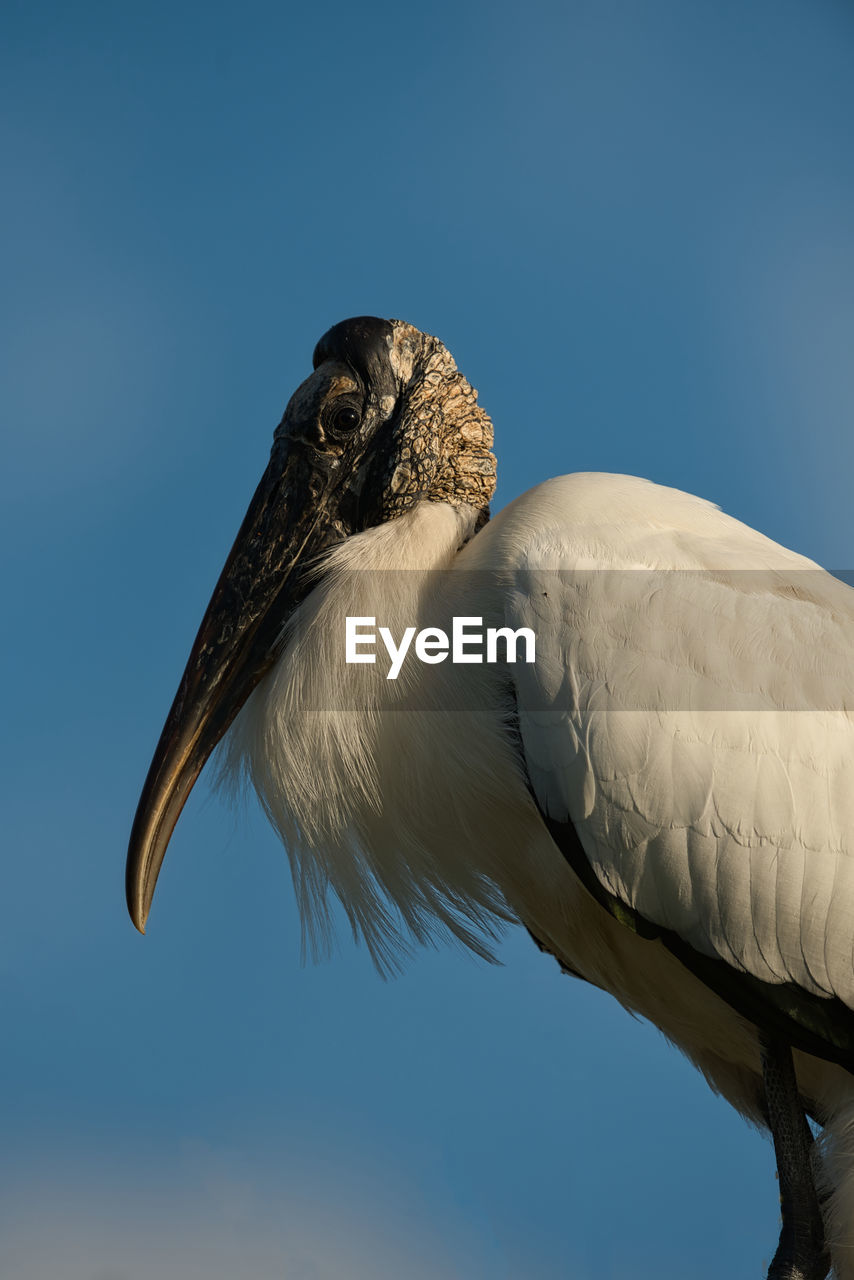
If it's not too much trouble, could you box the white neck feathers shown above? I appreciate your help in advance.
[220,501,535,971]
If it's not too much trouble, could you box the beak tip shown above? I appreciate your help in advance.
[126,874,150,935]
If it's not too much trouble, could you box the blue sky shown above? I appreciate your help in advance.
[3,1,854,1276]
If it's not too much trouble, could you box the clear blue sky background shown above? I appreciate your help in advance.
[3,2,854,1276]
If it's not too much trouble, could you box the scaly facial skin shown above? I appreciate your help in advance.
[126,317,497,931]
[376,320,496,526]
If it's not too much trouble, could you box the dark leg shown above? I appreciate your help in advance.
[759,1032,829,1280]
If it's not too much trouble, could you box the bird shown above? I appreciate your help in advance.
[128,315,854,1280]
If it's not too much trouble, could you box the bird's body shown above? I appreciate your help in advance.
[225,470,854,1268]
[129,319,854,1277]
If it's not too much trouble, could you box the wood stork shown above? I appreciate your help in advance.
[128,316,854,1280]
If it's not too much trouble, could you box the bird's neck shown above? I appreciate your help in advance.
[219,499,543,970]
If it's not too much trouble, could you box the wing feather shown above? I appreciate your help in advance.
[487,474,854,1011]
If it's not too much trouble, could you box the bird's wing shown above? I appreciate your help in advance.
[487,474,854,1047]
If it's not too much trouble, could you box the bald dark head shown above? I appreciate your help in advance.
[313,316,396,385]
[126,315,498,931]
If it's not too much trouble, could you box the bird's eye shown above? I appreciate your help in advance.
[328,405,362,434]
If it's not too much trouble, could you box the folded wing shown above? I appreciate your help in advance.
[496,475,854,1037]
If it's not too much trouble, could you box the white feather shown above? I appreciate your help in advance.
[222,471,854,1269]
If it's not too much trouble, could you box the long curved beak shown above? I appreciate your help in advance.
[126,432,338,933]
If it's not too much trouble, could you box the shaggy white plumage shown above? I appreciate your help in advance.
[224,473,854,1274]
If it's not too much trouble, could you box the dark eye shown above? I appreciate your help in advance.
[328,404,361,434]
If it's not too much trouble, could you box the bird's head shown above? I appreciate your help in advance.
[126,317,496,933]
